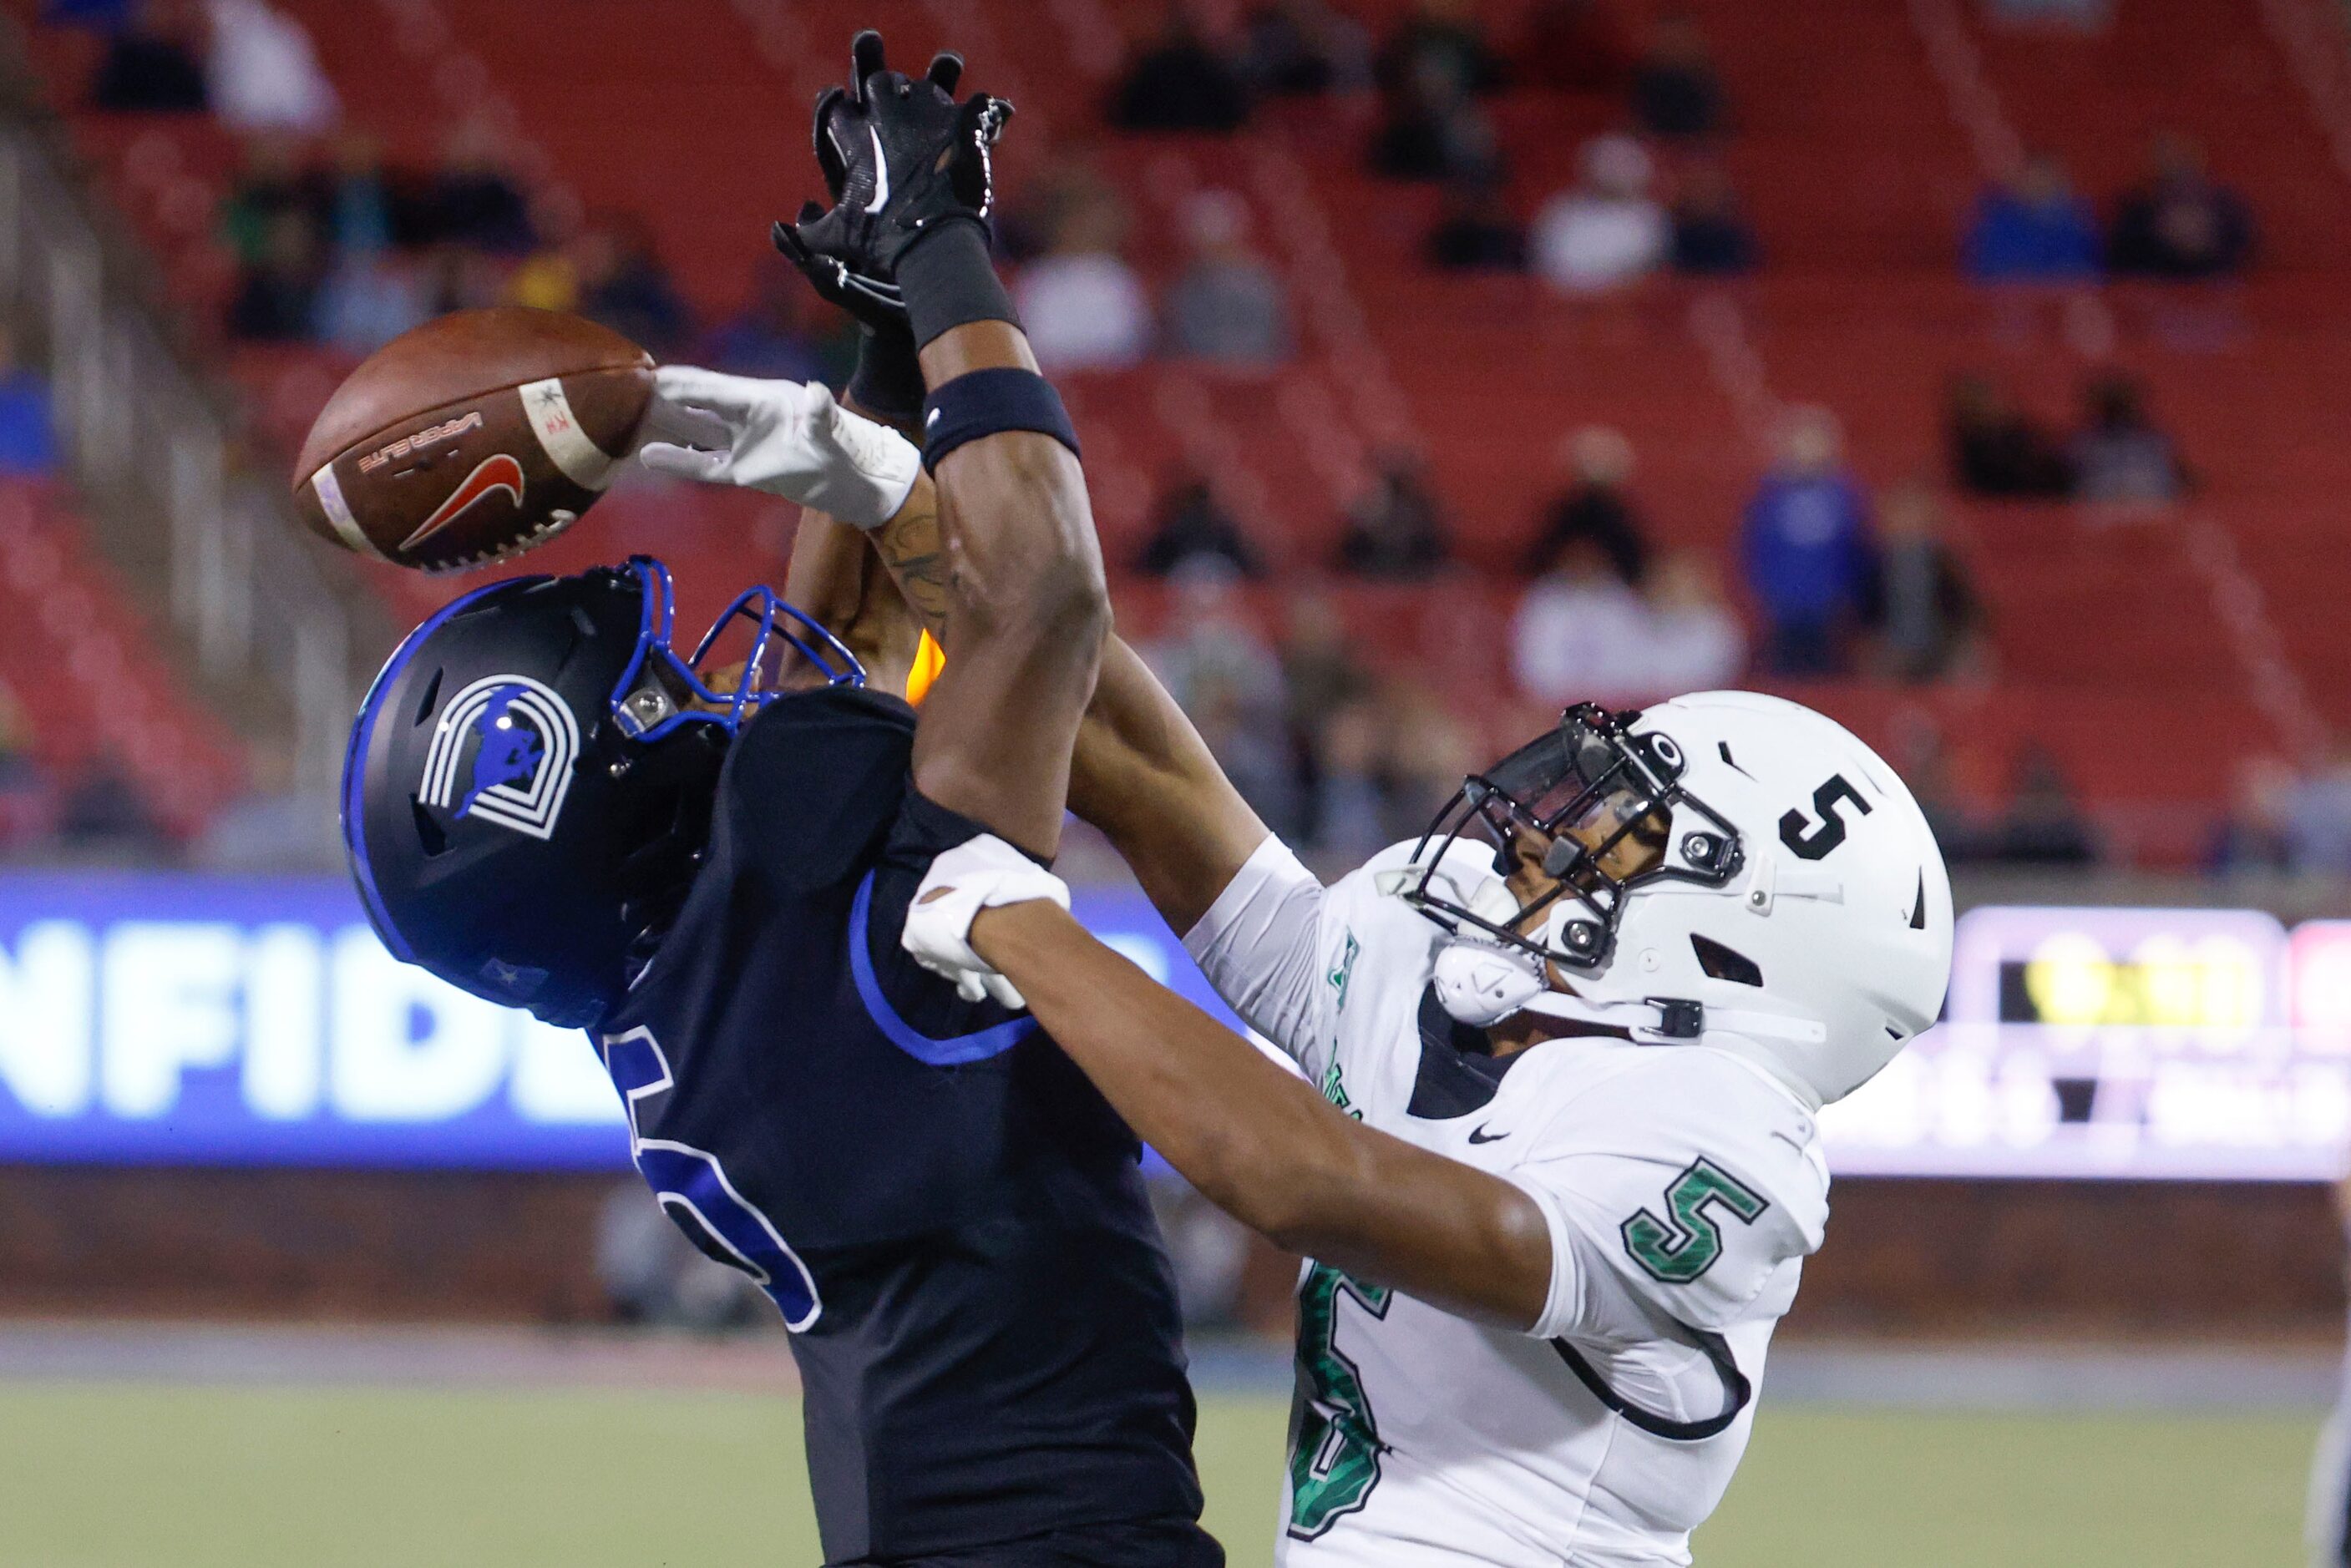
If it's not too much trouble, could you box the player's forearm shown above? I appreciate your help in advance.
[972,901,1553,1328]
[781,492,932,696]
[1067,639,1271,933]
[910,320,1107,675]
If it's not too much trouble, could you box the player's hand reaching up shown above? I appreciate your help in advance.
[774,29,1013,324]
[903,834,1072,1009]
[637,366,921,529]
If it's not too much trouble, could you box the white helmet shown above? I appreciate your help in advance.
[1402,693,1952,1107]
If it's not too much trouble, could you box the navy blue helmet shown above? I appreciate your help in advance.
[342,556,864,1028]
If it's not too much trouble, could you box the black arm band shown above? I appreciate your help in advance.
[897,220,1020,350]
[920,368,1082,472]
[845,323,925,423]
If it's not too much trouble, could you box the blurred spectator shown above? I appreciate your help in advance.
[1670,161,1759,276]
[1112,6,1250,133]
[1945,372,2073,498]
[1513,542,1744,706]
[2286,751,2351,876]
[1280,590,1373,740]
[1337,453,1450,577]
[205,0,337,135]
[1989,745,2097,865]
[428,119,535,254]
[90,0,208,112]
[1376,0,1502,98]
[1964,152,2100,282]
[1146,567,1300,834]
[1869,480,1985,683]
[1511,537,1657,706]
[1630,13,1724,139]
[0,684,49,852]
[313,250,426,354]
[1519,0,1630,94]
[1308,697,1393,864]
[1738,407,1877,675]
[1641,550,1747,695]
[1888,708,1994,862]
[1163,191,1293,365]
[318,133,395,257]
[508,190,585,313]
[1523,425,1648,584]
[1138,470,1264,579]
[578,216,689,358]
[191,740,324,871]
[2110,134,2253,280]
[58,756,170,859]
[2070,373,2184,505]
[0,327,58,477]
[219,130,313,266]
[0,684,33,785]
[701,260,828,384]
[1239,0,1371,97]
[421,240,504,316]
[1989,0,2111,21]
[227,209,322,340]
[1369,55,1501,183]
[1013,193,1150,370]
[1427,183,1526,271]
[1532,134,1666,294]
[996,150,1127,267]
[1381,680,1477,837]
[2206,756,2298,876]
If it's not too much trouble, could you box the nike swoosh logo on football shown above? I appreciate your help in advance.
[402,453,525,551]
[1467,1125,1507,1145]
[864,124,890,213]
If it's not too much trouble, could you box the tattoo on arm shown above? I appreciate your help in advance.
[870,483,952,637]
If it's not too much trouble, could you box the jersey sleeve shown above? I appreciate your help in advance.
[1180,834,1332,1070]
[1504,1051,1830,1344]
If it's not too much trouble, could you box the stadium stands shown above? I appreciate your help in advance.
[8,0,2351,859]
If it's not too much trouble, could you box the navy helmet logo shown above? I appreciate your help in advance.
[418,674,581,840]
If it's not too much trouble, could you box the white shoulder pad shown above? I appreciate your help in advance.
[1508,1046,1828,1335]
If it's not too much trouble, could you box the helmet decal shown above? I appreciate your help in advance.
[419,673,581,840]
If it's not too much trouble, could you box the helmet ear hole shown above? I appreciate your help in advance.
[1690,933,1762,987]
[410,798,450,857]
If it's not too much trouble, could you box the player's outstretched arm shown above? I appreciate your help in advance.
[901,318,1107,860]
[904,841,1554,1329]
[770,32,1107,858]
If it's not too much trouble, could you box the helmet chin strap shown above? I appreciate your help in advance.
[1431,935,1832,1065]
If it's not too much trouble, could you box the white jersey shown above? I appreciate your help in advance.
[1185,837,1832,1567]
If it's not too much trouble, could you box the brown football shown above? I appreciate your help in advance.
[291,307,654,574]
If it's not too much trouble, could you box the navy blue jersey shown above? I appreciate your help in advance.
[598,684,1214,1566]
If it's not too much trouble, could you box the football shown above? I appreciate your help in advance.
[291,307,655,573]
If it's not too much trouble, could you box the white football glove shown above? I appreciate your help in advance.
[636,365,921,530]
[901,833,1072,1011]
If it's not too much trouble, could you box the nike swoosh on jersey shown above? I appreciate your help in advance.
[402,453,525,551]
[1467,1123,1507,1144]
[864,124,890,213]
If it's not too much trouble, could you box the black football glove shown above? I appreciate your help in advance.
[774,31,1012,302]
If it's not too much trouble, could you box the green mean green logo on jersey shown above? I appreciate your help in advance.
[1289,1263,1394,1540]
[1327,931,1360,1011]
[1317,1058,1359,1118]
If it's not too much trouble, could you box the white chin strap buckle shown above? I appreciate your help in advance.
[1434,936,1711,1044]
[1431,941,1548,1027]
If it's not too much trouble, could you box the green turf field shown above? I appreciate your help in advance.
[0,1383,2314,1565]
